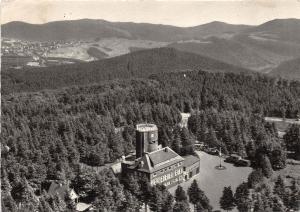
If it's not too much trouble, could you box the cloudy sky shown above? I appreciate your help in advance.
[2,0,300,26]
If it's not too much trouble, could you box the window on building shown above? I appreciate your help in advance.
[196,167,200,173]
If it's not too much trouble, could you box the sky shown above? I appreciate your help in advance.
[1,0,300,26]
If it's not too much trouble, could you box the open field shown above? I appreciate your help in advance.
[169,151,252,211]
[46,38,168,61]
[265,117,300,137]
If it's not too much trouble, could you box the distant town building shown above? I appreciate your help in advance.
[122,123,200,188]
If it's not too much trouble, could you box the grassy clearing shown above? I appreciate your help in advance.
[47,38,168,61]
[265,117,300,132]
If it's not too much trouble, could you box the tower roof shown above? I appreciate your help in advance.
[136,123,157,132]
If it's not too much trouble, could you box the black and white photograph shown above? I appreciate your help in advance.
[1,0,300,211]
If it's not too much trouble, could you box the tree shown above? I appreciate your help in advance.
[122,173,141,197]
[139,176,152,212]
[260,155,273,178]
[173,201,190,212]
[247,169,264,188]
[253,195,265,212]
[181,128,194,155]
[234,182,252,212]
[162,193,174,212]
[188,180,201,211]
[175,185,188,202]
[270,149,286,170]
[120,190,141,212]
[72,167,97,198]
[273,176,289,207]
[109,132,125,161]
[289,179,300,211]
[220,186,235,212]
[284,124,300,159]
[188,180,212,211]
[272,195,286,212]
[149,185,173,212]
[171,135,181,155]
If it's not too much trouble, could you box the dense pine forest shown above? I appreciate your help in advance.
[2,69,300,211]
[1,48,250,94]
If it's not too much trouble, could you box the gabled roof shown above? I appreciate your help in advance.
[149,147,180,165]
[48,181,78,200]
[127,147,184,173]
[76,202,92,212]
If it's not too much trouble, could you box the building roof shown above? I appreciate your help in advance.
[48,181,78,200]
[76,202,92,212]
[127,147,184,173]
[110,162,122,174]
[183,155,200,167]
[180,113,191,119]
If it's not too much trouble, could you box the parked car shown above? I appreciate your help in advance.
[235,159,251,167]
[206,147,219,155]
[225,154,241,163]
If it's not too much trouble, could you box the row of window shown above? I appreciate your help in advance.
[174,168,183,176]
[151,168,183,185]
[163,175,184,187]
[153,162,183,177]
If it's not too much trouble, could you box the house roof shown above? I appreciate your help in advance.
[149,147,179,165]
[127,147,184,173]
[76,202,92,212]
[183,155,200,167]
[48,181,78,200]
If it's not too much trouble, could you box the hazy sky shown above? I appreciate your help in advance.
[1,0,300,26]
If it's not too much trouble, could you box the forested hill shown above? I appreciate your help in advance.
[2,70,300,211]
[2,47,251,94]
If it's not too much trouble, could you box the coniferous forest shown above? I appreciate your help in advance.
[2,69,300,211]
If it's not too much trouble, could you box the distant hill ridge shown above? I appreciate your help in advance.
[169,18,300,73]
[2,47,251,93]
[1,19,251,42]
[3,18,300,80]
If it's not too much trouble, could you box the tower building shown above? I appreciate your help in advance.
[121,123,200,189]
[135,124,158,158]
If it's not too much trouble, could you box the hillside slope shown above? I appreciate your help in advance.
[1,19,250,42]
[243,18,300,43]
[269,58,300,80]
[169,19,300,73]
[2,47,251,93]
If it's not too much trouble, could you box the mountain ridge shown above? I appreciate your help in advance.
[1,19,252,42]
